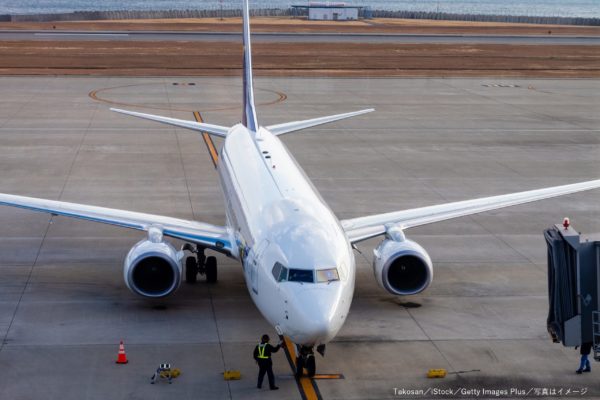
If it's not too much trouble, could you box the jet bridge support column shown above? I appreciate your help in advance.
[545,221,600,361]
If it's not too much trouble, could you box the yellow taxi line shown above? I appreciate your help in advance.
[193,111,219,168]
[282,337,322,400]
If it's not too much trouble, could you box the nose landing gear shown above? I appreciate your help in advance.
[295,344,325,378]
[295,345,315,378]
[183,244,217,284]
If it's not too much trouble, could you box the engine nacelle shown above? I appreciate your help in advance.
[123,227,183,298]
[373,228,433,296]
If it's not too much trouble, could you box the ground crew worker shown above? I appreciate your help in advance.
[576,342,592,374]
[151,363,173,384]
[253,334,281,390]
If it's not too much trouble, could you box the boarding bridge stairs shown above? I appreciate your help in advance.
[544,222,600,357]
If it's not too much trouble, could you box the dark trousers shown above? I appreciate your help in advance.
[257,359,275,388]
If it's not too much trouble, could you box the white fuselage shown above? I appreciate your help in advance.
[217,124,355,346]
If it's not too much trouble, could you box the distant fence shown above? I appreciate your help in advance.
[367,10,600,26]
[4,9,290,22]
[2,8,599,26]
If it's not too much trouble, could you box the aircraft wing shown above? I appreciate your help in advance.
[0,193,232,254]
[110,108,230,138]
[341,179,600,243]
[266,109,374,136]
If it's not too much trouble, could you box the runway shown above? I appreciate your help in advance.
[0,76,599,399]
[1,30,599,45]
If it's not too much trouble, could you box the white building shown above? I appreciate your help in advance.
[292,3,361,21]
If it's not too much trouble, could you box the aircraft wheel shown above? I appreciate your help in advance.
[295,357,304,378]
[306,355,316,377]
[185,256,198,284]
[206,256,217,283]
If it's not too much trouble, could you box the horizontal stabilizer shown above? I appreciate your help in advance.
[266,108,374,136]
[111,108,230,138]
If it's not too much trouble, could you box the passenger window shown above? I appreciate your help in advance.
[316,268,340,283]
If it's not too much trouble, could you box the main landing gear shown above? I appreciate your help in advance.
[183,244,217,284]
[295,344,326,378]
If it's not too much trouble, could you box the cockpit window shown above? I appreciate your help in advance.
[272,263,282,281]
[288,269,314,283]
[316,268,340,283]
[272,262,288,282]
[273,265,339,284]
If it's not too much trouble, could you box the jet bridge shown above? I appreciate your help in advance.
[545,220,600,361]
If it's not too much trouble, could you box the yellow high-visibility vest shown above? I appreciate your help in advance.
[257,344,269,359]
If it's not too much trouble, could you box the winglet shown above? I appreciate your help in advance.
[242,0,259,133]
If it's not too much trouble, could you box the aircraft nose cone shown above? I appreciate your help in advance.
[292,286,343,344]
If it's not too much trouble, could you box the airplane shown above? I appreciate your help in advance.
[1,0,600,378]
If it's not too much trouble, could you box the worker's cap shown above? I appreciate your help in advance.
[261,334,270,342]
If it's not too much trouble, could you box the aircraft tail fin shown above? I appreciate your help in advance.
[242,0,259,133]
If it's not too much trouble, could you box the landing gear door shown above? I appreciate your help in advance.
[250,239,270,294]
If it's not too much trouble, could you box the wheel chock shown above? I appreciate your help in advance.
[158,368,181,379]
[223,370,241,380]
[427,369,447,378]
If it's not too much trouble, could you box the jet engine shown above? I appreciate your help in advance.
[373,227,433,296]
[123,227,183,298]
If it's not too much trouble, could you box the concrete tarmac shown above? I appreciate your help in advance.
[0,76,599,399]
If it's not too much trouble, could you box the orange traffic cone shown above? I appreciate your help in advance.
[116,340,128,364]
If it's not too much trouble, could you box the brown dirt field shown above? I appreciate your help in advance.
[1,17,600,36]
[0,40,598,78]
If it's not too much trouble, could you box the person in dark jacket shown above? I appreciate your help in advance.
[576,342,592,374]
[253,334,282,390]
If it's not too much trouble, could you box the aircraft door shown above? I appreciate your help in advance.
[250,239,269,294]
